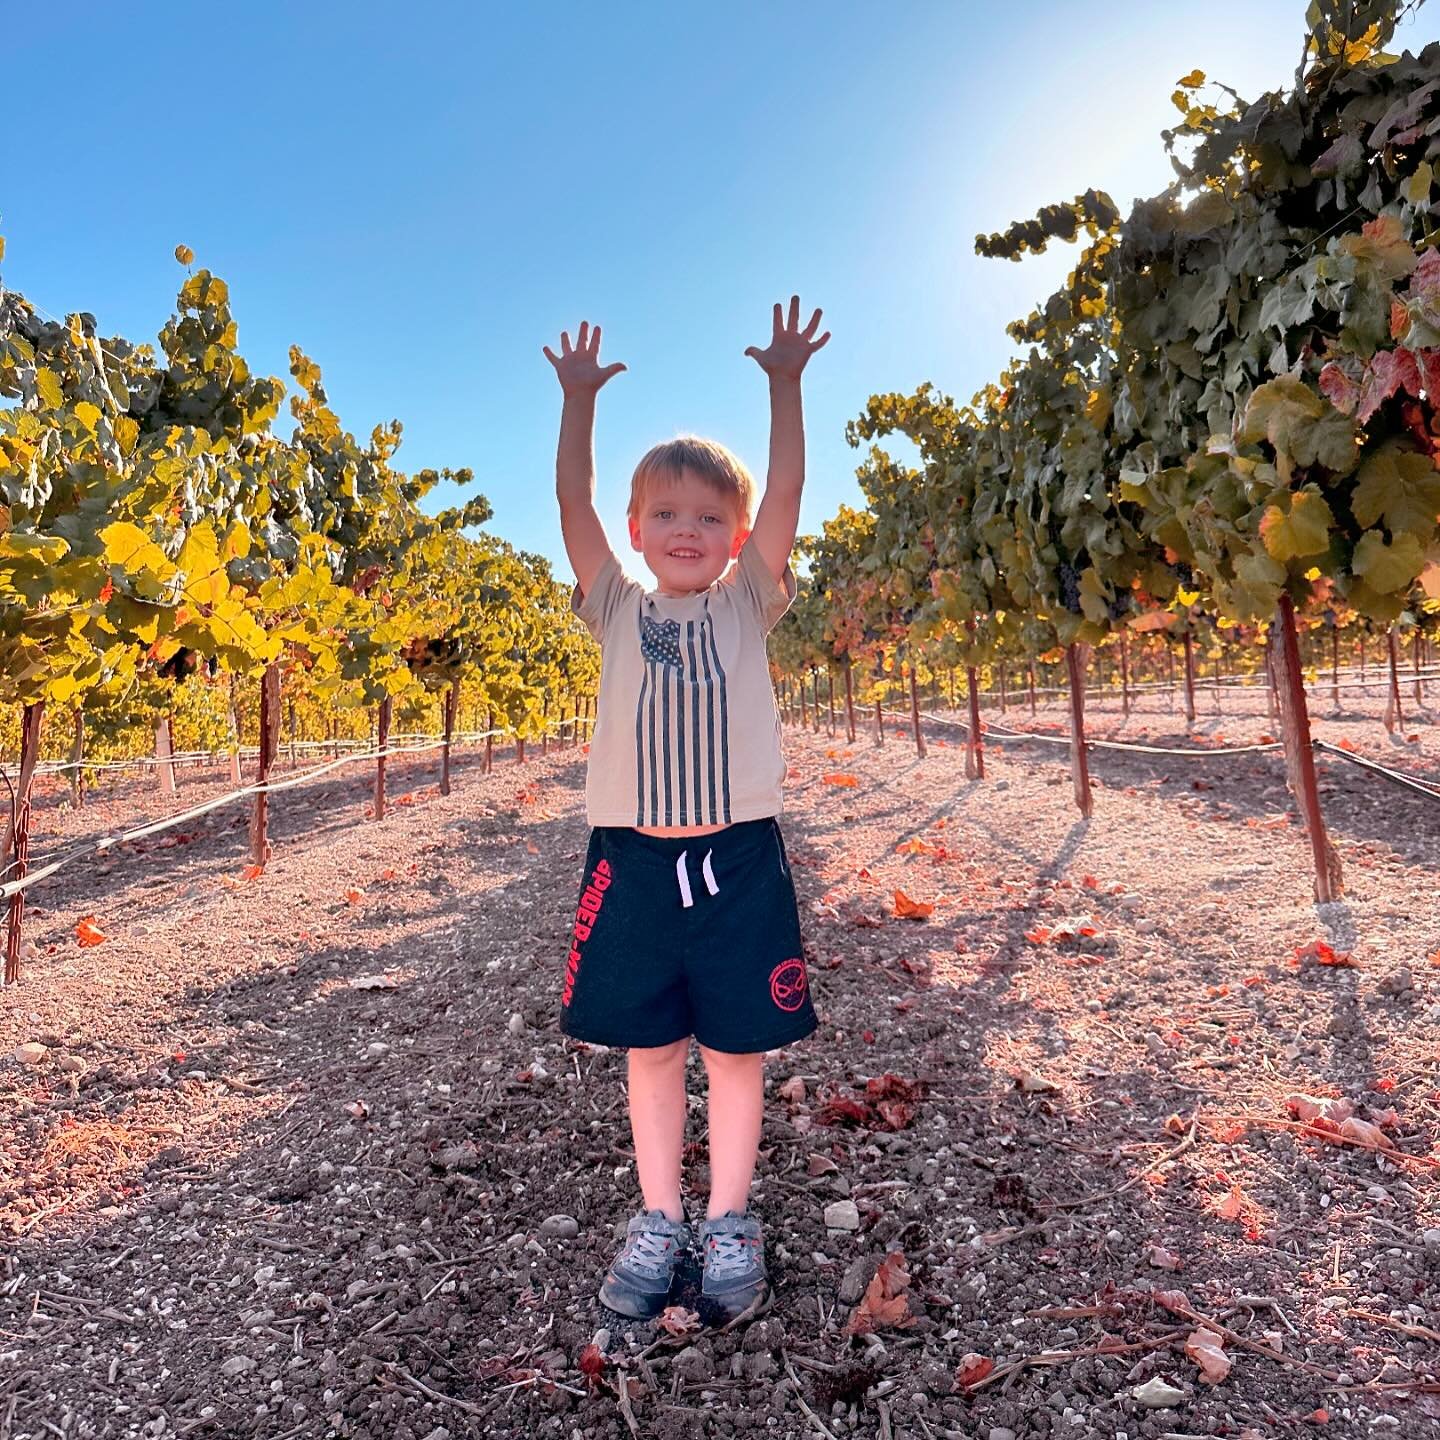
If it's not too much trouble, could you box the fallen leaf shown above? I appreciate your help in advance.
[1013,1069,1059,1094]
[344,888,365,905]
[1145,1244,1183,1271]
[1337,1116,1392,1150]
[1284,1092,1355,1124]
[656,1306,701,1336]
[239,864,264,881]
[776,1076,807,1105]
[892,890,934,920]
[955,1352,993,1390]
[74,917,107,947]
[1293,940,1356,968]
[1185,1326,1231,1384]
[1131,1375,1188,1408]
[822,773,860,787]
[895,838,935,856]
[345,1100,369,1119]
[843,1250,915,1336]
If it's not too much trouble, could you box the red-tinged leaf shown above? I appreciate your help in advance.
[1319,361,1360,414]
[98,576,115,603]
[857,866,873,880]
[656,1306,701,1336]
[577,1343,606,1388]
[1023,926,1052,945]
[895,837,934,855]
[843,1250,916,1336]
[1338,737,1359,752]
[1391,296,1412,341]
[172,1050,187,1064]
[1373,1075,1398,1092]
[1293,939,1355,968]
[1285,1092,1355,1124]
[1152,1288,1192,1315]
[75,916,107,947]
[1185,1325,1231,1384]
[378,867,398,881]
[850,913,883,930]
[1338,1116,1392,1150]
[344,888,364,905]
[1145,1243,1183,1271]
[815,1096,872,1128]
[1357,347,1423,423]
[1309,1409,1330,1425]
[862,1029,876,1044]
[1216,1184,1248,1220]
[822,772,860,787]
[955,1353,994,1390]
[239,863,264,881]
[525,841,540,855]
[1081,874,1099,889]
[893,889,934,920]
[1242,975,1266,988]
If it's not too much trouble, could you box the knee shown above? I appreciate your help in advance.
[697,1044,764,1071]
[629,1037,690,1066]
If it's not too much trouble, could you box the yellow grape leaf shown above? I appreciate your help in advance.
[174,244,195,266]
[1258,487,1334,562]
[1176,68,1205,88]
[34,367,63,409]
[72,400,102,431]
[113,415,139,455]
[100,521,173,579]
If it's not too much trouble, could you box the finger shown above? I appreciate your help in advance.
[811,331,831,350]
[593,324,603,353]
[789,294,800,329]
[543,345,558,365]
[803,308,823,337]
[772,301,783,335]
[577,321,590,348]
[560,331,572,355]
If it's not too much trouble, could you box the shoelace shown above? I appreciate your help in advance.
[623,1226,683,1279]
[704,1229,760,1280]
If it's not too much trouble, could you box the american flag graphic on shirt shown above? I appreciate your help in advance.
[634,604,732,826]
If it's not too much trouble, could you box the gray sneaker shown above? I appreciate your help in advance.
[698,1210,772,1323]
[598,1209,694,1320]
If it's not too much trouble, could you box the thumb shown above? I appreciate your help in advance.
[744,347,761,360]
[602,362,627,379]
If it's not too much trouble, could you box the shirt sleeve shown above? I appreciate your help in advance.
[733,538,798,634]
[570,552,640,644]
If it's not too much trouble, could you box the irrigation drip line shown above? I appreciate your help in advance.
[0,720,574,904]
[1312,740,1440,801]
[859,706,1440,804]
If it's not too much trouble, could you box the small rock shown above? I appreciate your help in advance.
[14,1042,47,1066]
[1421,1228,1440,1254]
[1131,1375,1187,1408]
[824,1200,860,1232]
[220,1354,257,1377]
[365,1042,390,1059]
[507,1012,526,1036]
[838,1256,874,1304]
[672,1346,714,1383]
[539,1214,579,1240]
[56,1053,86,1074]
[989,1429,1018,1440]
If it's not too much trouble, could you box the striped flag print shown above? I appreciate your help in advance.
[634,607,731,826]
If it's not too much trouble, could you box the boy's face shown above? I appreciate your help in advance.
[628,468,749,596]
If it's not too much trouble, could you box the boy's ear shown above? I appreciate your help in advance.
[730,527,751,559]
[627,514,644,551]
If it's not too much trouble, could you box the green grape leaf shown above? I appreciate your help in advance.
[1350,443,1440,535]
[1239,377,1358,475]
[1258,487,1335,561]
[1352,529,1425,593]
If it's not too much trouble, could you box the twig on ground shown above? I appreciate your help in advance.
[1345,1308,1440,1343]
[614,1371,641,1438]
[1044,1109,1199,1211]
[780,1348,840,1440]
[383,1362,488,1415]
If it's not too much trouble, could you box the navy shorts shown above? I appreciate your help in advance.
[558,817,819,1054]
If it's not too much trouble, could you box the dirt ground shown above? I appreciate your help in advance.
[3,679,1440,1440]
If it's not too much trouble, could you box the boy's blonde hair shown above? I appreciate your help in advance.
[627,436,756,531]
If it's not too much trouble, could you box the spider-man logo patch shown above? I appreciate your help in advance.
[768,958,808,1013]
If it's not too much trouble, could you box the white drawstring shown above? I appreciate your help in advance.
[676,848,720,908]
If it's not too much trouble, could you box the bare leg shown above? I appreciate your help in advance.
[626,1038,690,1221]
[697,1046,765,1219]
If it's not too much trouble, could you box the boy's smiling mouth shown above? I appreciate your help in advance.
[668,549,703,560]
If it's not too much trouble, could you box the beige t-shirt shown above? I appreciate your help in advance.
[571,540,797,828]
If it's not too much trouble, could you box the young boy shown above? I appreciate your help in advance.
[543,297,829,1324]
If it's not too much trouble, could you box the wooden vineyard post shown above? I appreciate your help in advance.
[287,698,298,768]
[1119,632,1131,719]
[1027,662,1037,717]
[826,670,836,738]
[1385,628,1405,736]
[965,664,984,780]
[799,675,809,729]
[1331,628,1341,711]
[541,694,550,757]
[1265,633,1281,728]
[486,708,495,774]
[156,718,177,796]
[812,669,823,734]
[947,666,956,709]
[70,708,85,810]
[999,662,1009,713]
[517,733,526,764]
[1165,644,1176,712]
[874,695,884,747]
[1065,644,1093,819]
[1413,630,1424,707]
[4,702,45,986]
[843,663,857,743]
[1181,632,1197,726]
[249,664,280,867]
[1274,594,1341,903]
[441,680,459,796]
[908,664,927,757]
[374,697,392,820]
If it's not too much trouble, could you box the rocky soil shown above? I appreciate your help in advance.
[3,682,1440,1439]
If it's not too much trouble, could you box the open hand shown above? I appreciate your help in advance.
[543,321,627,396]
[744,295,830,381]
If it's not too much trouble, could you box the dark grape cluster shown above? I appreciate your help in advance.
[1058,562,1083,615]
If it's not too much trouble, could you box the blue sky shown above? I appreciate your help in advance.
[9,2,1428,582]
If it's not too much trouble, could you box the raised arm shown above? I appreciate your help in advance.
[543,321,626,599]
[743,296,830,585]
